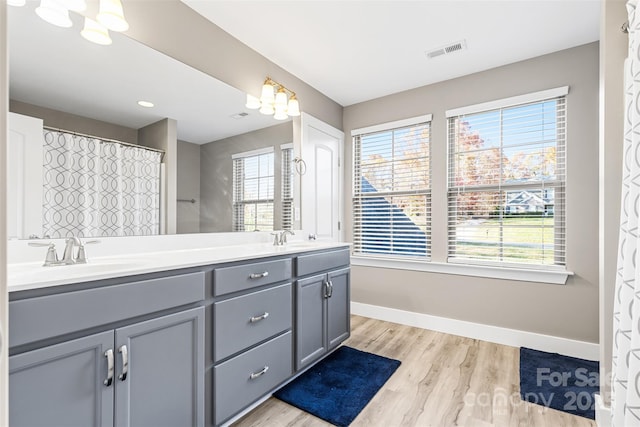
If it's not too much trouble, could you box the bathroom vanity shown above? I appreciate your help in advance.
[7,239,350,427]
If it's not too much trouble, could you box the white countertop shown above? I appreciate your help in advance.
[8,237,350,293]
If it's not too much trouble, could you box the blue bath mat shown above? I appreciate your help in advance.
[274,346,401,426]
[520,347,599,419]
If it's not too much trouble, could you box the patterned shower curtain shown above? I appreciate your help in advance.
[42,130,162,238]
[612,1,640,425]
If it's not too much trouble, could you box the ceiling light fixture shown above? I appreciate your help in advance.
[81,17,112,45]
[246,77,300,120]
[137,100,154,108]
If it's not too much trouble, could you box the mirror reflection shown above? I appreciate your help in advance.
[8,3,296,239]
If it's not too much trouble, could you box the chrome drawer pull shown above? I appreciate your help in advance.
[118,345,128,381]
[249,312,270,323]
[249,366,269,380]
[249,271,269,279]
[327,280,334,298]
[104,349,114,387]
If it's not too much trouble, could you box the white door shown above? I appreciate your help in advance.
[300,113,344,241]
[8,112,44,239]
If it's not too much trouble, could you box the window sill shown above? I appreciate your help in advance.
[350,256,572,284]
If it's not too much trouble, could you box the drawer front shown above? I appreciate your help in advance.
[214,258,291,296]
[214,283,292,362]
[214,331,292,425]
[295,248,350,277]
[10,271,205,348]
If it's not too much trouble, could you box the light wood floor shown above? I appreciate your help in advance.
[233,315,597,427]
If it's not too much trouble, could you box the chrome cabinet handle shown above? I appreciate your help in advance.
[327,280,334,298]
[118,345,128,381]
[104,349,114,387]
[249,271,269,279]
[249,366,269,380]
[249,312,270,323]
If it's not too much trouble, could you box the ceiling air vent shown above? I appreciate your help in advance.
[230,112,249,119]
[425,40,467,59]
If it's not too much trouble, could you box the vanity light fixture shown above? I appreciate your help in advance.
[81,17,112,45]
[137,101,154,108]
[246,77,301,120]
[97,0,129,32]
[36,0,73,28]
[30,0,129,46]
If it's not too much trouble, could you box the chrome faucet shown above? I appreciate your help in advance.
[271,230,295,246]
[61,237,82,265]
[29,237,101,266]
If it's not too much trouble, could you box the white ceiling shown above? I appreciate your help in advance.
[182,0,601,107]
[8,3,283,144]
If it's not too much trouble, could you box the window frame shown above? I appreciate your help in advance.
[351,114,433,261]
[445,87,568,270]
[232,147,275,232]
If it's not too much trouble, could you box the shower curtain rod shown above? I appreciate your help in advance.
[43,126,166,156]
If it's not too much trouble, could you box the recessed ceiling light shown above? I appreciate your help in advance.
[137,100,154,108]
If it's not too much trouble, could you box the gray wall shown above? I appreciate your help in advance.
[122,1,342,131]
[177,141,201,234]
[9,100,138,144]
[343,42,599,343]
[200,122,293,232]
[599,0,627,404]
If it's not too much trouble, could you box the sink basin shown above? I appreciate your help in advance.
[8,259,151,285]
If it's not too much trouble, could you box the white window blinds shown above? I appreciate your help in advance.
[352,118,431,259]
[447,93,566,267]
[232,149,275,232]
[281,146,294,230]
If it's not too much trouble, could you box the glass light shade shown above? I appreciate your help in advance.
[36,0,73,28]
[8,0,27,7]
[287,97,300,116]
[81,17,112,45]
[259,103,275,115]
[57,0,86,11]
[245,94,261,109]
[274,89,288,108]
[260,82,275,104]
[97,0,129,32]
[273,106,288,120]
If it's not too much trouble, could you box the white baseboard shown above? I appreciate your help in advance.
[351,302,599,360]
[594,394,611,427]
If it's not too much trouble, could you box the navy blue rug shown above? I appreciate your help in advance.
[520,347,599,419]
[274,346,401,426]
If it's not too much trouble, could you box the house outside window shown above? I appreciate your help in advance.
[352,115,432,259]
[232,148,275,231]
[446,87,567,268]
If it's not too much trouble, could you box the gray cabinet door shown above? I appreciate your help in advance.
[295,273,326,370]
[114,307,205,427]
[327,268,351,350]
[9,330,115,427]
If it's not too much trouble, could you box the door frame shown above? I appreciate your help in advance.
[300,113,345,241]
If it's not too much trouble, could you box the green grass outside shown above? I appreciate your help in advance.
[454,216,557,264]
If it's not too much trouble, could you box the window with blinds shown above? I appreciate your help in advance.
[232,149,275,232]
[447,91,566,267]
[281,146,294,230]
[352,118,431,259]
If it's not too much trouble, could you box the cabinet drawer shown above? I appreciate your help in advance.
[213,258,291,296]
[295,248,350,277]
[214,331,292,425]
[214,283,292,362]
[10,271,205,348]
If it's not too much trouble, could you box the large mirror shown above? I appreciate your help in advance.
[7,3,297,239]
